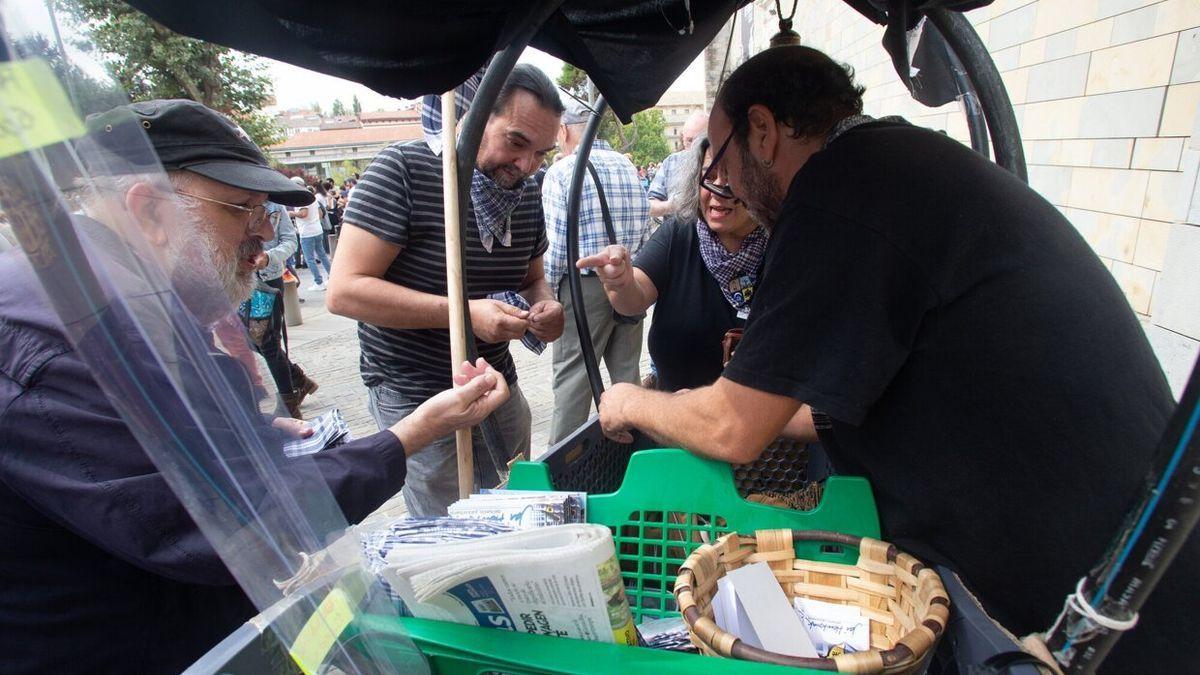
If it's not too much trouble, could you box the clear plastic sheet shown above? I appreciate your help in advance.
[0,2,423,672]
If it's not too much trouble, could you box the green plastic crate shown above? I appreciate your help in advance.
[353,448,882,674]
[509,448,880,621]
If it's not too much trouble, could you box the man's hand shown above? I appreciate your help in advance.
[271,416,313,439]
[598,382,639,444]
[469,299,530,343]
[576,244,634,292]
[251,251,269,271]
[392,358,510,454]
[527,300,565,342]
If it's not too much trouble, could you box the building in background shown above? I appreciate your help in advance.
[268,104,424,177]
[276,109,323,138]
[706,0,1200,397]
[267,124,422,177]
[655,90,706,150]
[359,109,420,126]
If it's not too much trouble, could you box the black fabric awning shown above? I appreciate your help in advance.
[124,0,993,122]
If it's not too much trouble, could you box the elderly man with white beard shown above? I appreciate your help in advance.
[0,99,511,674]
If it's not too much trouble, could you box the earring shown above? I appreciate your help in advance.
[762,159,773,168]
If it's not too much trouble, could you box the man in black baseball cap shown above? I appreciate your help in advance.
[0,99,512,673]
[80,99,316,321]
[85,98,313,207]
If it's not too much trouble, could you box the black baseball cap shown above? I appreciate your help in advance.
[84,99,313,207]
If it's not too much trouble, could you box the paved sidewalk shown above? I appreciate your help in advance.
[283,265,651,460]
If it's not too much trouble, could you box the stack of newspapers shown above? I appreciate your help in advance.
[359,518,514,605]
[372,523,638,645]
[447,489,586,529]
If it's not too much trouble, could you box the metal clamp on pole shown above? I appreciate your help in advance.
[926,8,1027,182]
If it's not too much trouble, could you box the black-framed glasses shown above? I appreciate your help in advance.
[176,190,280,233]
[699,119,743,200]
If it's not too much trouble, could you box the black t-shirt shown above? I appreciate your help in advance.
[723,120,1188,671]
[635,217,746,391]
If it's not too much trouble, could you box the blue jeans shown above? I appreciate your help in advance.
[300,235,332,284]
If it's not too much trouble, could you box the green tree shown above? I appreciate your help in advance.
[557,63,670,166]
[310,101,322,115]
[14,34,123,118]
[328,159,362,185]
[557,63,587,100]
[331,99,347,116]
[601,109,671,167]
[68,0,283,147]
[352,95,362,115]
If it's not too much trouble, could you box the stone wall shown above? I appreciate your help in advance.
[707,0,1200,396]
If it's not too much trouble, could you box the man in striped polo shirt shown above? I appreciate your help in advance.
[328,65,565,516]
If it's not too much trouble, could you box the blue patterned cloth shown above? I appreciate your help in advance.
[471,169,527,252]
[421,68,484,156]
[541,140,652,297]
[694,218,769,312]
[487,290,545,355]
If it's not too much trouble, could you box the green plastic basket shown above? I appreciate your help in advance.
[197,449,882,674]
[355,448,882,674]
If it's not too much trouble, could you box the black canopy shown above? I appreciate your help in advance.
[125,0,992,122]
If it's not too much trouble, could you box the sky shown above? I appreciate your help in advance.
[266,47,704,114]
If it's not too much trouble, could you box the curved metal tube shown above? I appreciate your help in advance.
[935,25,990,159]
[452,0,566,352]
[445,0,565,472]
[565,97,611,407]
[927,8,1026,182]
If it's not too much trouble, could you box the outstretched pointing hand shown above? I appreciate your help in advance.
[576,244,632,290]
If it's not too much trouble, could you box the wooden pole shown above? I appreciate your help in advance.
[440,90,473,500]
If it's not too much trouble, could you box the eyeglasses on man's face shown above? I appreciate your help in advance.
[176,190,279,233]
[699,118,744,201]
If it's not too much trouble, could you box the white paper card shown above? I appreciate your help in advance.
[726,562,819,657]
[713,577,733,636]
[793,597,870,656]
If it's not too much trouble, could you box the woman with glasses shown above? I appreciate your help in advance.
[577,133,767,393]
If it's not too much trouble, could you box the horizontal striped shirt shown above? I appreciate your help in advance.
[342,140,548,402]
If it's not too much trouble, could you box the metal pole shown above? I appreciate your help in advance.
[1043,359,1200,671]
[929,20,990,159]
[440,90,473,500]
[564,97,610,406]
[927,8,1026,182]
[444,0,565,478]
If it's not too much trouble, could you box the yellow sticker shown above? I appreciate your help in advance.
[0,59,86,159]
[289,587,357,675]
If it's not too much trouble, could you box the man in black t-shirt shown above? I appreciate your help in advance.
[597,46,1192,672]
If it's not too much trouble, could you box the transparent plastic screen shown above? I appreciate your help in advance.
[0,3,423,673]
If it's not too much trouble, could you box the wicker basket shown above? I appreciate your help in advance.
[674,529,949,674]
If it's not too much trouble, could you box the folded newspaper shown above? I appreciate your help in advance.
[281,408,351,458]
[375,524,637,645]
[447,489,586,529]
